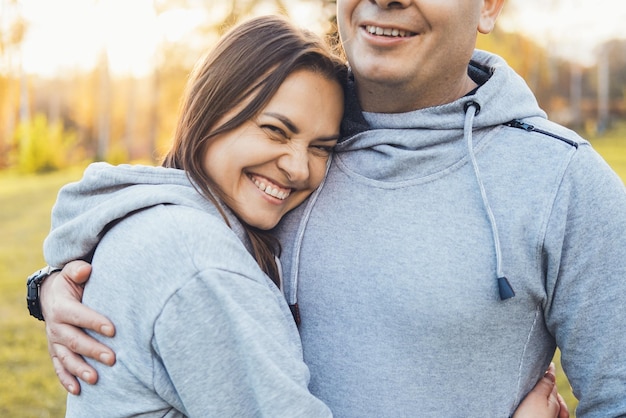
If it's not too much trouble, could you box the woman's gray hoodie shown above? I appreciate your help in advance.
[276,50,626,417]
[43,163,331,417]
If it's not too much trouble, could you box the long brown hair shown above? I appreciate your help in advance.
[162,15,347,286]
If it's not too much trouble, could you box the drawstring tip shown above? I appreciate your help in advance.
[498,276,515,300]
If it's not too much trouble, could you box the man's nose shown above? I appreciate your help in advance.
[373,0,411,9]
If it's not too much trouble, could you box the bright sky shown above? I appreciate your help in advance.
[4,0,329,77]
[4,0,625,76]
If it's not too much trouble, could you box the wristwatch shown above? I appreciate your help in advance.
[26,266,61,321]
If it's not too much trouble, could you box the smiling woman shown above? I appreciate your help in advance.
[202,69,342,231]
[38,15,346,417]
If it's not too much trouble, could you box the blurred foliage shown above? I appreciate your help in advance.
[12,114,81,174]
[1,0,625,171]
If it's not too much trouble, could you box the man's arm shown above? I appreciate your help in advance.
[40,260,116,395]
[544,146,626,415]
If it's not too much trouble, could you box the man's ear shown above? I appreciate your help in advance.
[478,0,505,34]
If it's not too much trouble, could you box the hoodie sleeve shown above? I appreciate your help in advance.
[543,143,626,417]
[151,267,332,418]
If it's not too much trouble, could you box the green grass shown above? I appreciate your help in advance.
[1,124,625,416]
[0,166,86,417]
[588,123,626,180]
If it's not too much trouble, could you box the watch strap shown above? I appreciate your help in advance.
[26,266,61,321]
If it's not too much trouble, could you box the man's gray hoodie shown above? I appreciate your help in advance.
[276,50,626,417]
[44,163,331,417]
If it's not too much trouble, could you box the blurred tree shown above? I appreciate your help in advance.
[597,46,610,133]
[593,39,626,132]
[121,74,137,160]
[95,46,111,160]
[2,0,624,170]
[0,0,27,169]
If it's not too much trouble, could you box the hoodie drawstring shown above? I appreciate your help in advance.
[286,156,334,325]
[464,101,515,300]
[286,106,515,312]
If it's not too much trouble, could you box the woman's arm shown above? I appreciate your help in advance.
[152,268,332,417]
[40,260,115,395]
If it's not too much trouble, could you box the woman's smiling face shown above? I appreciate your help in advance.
[203,69,344,230]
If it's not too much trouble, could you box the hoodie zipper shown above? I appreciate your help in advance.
[505,120,579,148]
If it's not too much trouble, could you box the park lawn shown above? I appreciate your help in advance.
[589,127,626,180]
[0,166,86,417]
[1,126,625,416]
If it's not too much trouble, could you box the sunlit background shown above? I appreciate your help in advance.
[11,0,626,74]
[14,0,334,77]
[1,1,625,416]
[1,0,625,169]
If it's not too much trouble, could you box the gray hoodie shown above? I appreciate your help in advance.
[276,50,626,417]
[44,163,331,417]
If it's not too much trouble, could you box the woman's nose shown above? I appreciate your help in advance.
[277,146,310,184]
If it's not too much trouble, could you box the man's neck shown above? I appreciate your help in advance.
[357,74,479,114]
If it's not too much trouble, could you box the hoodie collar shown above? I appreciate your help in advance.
[339,71,370,141]
[338,50,546,142]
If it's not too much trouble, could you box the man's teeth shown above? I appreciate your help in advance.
[366,25,413,38]
[252,177,290,200]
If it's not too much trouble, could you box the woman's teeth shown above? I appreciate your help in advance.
[251,176,291,200]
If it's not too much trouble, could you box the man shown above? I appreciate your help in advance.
[32,0,626,416]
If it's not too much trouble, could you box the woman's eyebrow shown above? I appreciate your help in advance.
[264,112,299,134]
[316,135,340,142]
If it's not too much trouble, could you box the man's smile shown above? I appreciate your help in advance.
[364,25,416,38]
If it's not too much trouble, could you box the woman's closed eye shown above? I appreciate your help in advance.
[309,143,335,157]
[261,124,290,142]
[258,116,337,157]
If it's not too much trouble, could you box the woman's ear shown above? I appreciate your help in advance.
[478,0,505,34]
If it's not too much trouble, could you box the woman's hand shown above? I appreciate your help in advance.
[41,260,116,395]
[513,363,570,418]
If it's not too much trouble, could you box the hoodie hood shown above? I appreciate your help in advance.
[332,49,548,187]
[44,163,249,268]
